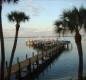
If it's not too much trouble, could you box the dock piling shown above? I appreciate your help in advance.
[26,54,28,60]
[36,54,39,70]
[16,57,21,78]
[6,61,9,78]
[27,58,31,73]
[32,52,35,71]
[42,52,44,63]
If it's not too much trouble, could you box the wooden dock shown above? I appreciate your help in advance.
[1,41,70,80]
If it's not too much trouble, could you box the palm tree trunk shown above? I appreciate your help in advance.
[75,30,83,80]
[0,4,5,80]
[78,45,83,80]
[8,24,20,80]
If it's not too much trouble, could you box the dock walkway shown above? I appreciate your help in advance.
[1,41,70,80]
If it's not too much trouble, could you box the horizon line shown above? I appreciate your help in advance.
[4,35,86,38]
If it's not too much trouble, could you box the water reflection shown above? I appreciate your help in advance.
[26,40,72,80]
[24,39,85,80]
[23,47,65,80]
[1,37,86,80]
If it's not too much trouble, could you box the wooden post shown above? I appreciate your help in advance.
[32,52,34,71]
[36,54,39,69]
[26,54,28,60]
[51,47,54,55]
[49,51,51,58]
[50,47,53,60]
[52,46,53,56]
[29,58,31,73]
[6,61,8,71]
[45,50,47,60]
[32,52,34,57]
[6,61,9,78]
[16,57,21,77]
[67,43,69,50]
[55,46,56,54]
[58,48,60,54]
[55,46,57,54]
[42,52,44,64]
[27,58,31,73]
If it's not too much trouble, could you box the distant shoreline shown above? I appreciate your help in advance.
[4,35,86,38]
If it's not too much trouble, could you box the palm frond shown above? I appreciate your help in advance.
[7,11,29,23]
[3,0,19,3]
[54,20,66,36]
[7,13,15,22]
[54,20,63,27]
[18,13,29,22]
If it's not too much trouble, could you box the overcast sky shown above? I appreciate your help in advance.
[2,0,86,37]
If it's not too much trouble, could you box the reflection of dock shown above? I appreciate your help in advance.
[3,41,71,80]
[24,46,64,80]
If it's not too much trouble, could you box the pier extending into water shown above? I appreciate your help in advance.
[2,40,71,80]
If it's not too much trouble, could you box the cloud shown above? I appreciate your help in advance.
[26,0,46,16]
[26,0,38,16]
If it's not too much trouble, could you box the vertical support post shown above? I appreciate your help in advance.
[55,46,56,54]
[26,54,28,60]
[49,52,52,59]
[55,46,57,54]
[29,58,31,73]
[46,50,47,59]
[67,43,69,50]
[51,48,53,58]
[6,61,9,78]
[32,52,34,71]
[53,45,55,57]
[16,57,21,77]
[42,52,44,64]
[52,46,53,56]
[44,42,45,50]
[27,58,31,74]
[50,48,52,57]
[58,48,60,54]
[32,52,34,57]
[36,54,39,70]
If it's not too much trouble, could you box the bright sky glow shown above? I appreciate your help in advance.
[2,0,86,37]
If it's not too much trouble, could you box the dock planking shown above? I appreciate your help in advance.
[3,43,66,79]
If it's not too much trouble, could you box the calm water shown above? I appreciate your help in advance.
[0,37,86,80]
[0,37,40,65]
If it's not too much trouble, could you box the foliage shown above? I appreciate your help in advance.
[2,0,19,3]
[7,11,29,23]
[54,6,86,34]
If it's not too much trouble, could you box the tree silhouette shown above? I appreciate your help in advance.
[0,0,19,80]
[7,11,29,80]
[54,6,86,80]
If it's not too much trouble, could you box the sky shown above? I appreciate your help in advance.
[2,0,86,37]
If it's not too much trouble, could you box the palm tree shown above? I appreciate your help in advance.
[0,0,19,80]
[7,11,29,80]
[54,6,86,80]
